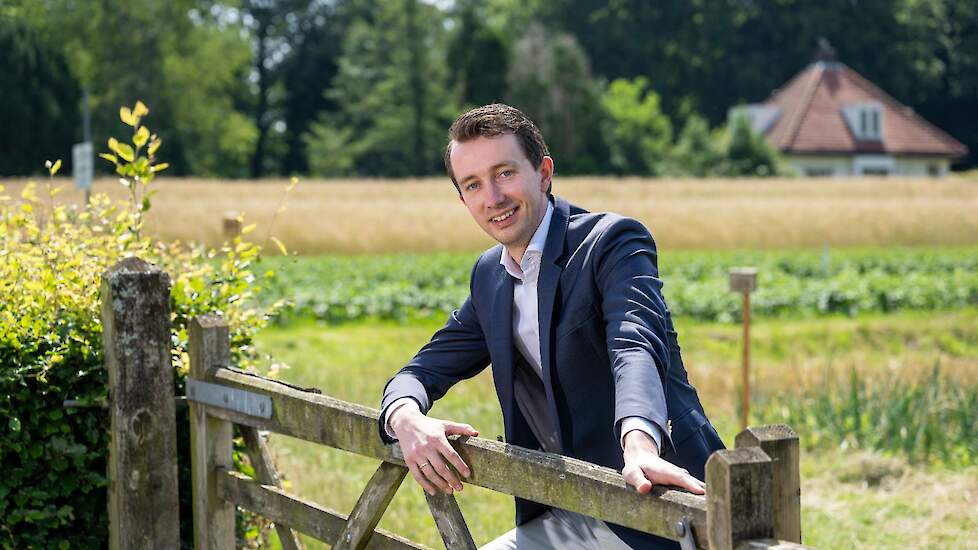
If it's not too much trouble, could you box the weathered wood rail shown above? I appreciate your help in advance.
[102,258,815,549]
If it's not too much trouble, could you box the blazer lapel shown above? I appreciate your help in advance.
[488,255,516,437]
[537,197,569,450]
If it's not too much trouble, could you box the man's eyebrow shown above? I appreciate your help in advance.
[459,161,518,185]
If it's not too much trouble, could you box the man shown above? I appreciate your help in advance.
[379,104,724,549]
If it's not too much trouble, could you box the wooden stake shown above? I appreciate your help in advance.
[741,290,751,430]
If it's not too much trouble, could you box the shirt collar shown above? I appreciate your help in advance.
[500,200,554,280]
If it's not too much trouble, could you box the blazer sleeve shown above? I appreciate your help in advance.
[593,217,672,450]
[378,265,492,444]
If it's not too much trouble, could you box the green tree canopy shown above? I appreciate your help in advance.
[506,24,603,174]
[664,114,725,177]
[600,77,673,175]
[306,0,459,177]
[722,114,786,177]
[10,0,256,177]
[0,17,80,175]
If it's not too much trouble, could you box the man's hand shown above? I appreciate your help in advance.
[622,430,705,495]
[390,406,479,496]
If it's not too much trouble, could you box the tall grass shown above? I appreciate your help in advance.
[10,176,978,253]
[755,364,978,467]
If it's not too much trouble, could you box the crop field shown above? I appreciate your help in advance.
[9,175,978,252]
[259,247,978,324]
[253,310,978,549]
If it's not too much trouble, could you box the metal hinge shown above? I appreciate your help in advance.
[675,516,696,550]
[185,378,273,419]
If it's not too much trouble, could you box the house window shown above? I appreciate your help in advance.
[804,167,833,177]
[858,106,881,139]
[843,102,884,141]
[862,166,889,176]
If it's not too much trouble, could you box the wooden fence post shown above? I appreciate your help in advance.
[101,257,179,549]
[189,316,235,549]
[706,447,774,550]
[223,211,242,241]
[736,425,802,543]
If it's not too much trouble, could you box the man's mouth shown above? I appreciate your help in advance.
[490,207,517,223]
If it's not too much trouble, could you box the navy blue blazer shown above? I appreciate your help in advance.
[380,196,724,549]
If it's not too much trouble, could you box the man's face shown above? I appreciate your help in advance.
[450,134,553,255]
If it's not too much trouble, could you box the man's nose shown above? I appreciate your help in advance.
[486,182,505,206]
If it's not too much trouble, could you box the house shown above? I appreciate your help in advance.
[734,57,968,177]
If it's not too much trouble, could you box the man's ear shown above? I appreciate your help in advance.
[538,156,555,192]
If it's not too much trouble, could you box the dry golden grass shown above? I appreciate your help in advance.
[7,175,978,253]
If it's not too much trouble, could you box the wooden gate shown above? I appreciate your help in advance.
[102,259,813,549]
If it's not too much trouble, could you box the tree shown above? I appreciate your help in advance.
[11,0,257,177]
[507,24,603,174]
[721,114,785,177]
[600,77,672,175]
[241,0,314,178]
[891,0,978,168]
[490,0,977,170]
[664,114,725,177]
[278,2,349,175]
[447,0,509,108]
[0,17,80,175]
[307,0,458,177]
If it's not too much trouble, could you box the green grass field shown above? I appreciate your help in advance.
[253,309,978,549]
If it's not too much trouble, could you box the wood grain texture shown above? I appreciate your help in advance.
[736,425,802,543]
[189,317,235,550]
[197,366,708,546]
[241,426,305,550]
[334,462,408,550]
[425,492,476,550]
[102,257,179,550]
[706,448,774,550]
[218,469,428,550]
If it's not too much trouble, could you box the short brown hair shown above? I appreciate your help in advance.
[444,104,550,192]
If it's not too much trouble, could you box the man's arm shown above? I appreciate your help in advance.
[595,217,704,495]
[379,284,490,495]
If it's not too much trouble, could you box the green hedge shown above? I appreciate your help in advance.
[0,111,280,547]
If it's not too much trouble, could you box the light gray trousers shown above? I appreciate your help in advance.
[480,508,633,550]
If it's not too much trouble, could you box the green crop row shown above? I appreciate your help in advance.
[260,247,978,324]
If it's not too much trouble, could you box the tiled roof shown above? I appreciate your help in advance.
[761,62,968,157]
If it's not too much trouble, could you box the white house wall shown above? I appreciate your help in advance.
[786,154,950,178]
[785,155,852,177]
[893,157,949,177]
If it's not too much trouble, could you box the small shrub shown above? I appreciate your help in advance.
[0,103,282,548]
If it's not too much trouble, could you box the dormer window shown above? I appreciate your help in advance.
[843,102,884,141]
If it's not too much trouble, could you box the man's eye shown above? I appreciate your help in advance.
[465,182,479,192]
[499,170,514,178]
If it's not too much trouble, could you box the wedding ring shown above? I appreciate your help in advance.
[419,462,432,470]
